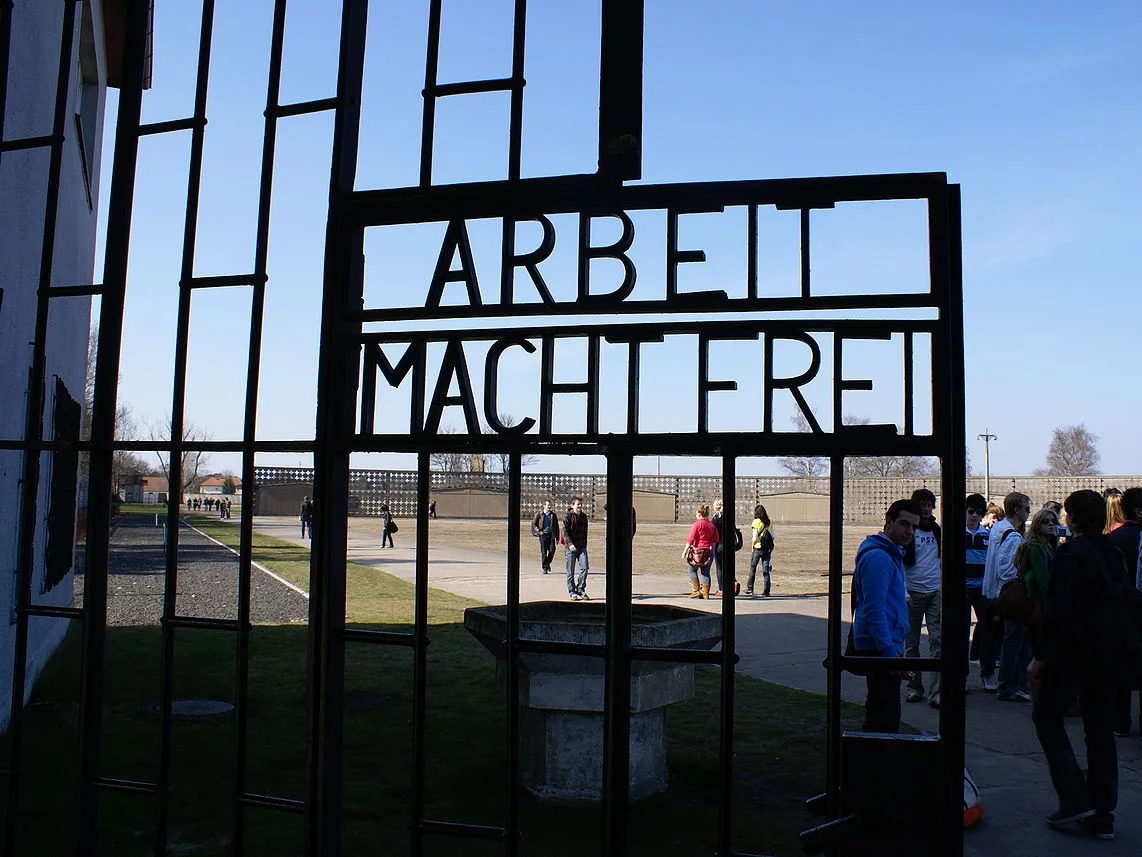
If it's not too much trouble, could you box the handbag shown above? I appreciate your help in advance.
[994,575,1041,627]
[686,546,712,568]
[388,519,399,533]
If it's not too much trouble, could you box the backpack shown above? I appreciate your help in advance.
[733,527,744,552]
[758,528,775,553]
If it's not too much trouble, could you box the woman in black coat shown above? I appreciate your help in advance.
[1028,490,1133,840]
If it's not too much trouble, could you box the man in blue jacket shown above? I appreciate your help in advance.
[852,498,920,732]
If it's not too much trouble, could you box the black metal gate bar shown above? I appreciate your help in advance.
[307,2,368,853]
[602,449,634,855]
[410,452,431,857]
[717,455,738,856]
[153,1,218,851]
[597,0,643,181]
[934,185,967,857]
[77,0,152,851]
[504,452,523,857]
[824,457,845,821]
[4,3,78,853]
[232,0,295,848]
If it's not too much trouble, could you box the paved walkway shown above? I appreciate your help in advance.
[250,515,1140,854]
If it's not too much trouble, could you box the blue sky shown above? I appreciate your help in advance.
[96,1,1142,478]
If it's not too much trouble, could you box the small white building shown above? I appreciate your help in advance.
[0,1,135,731]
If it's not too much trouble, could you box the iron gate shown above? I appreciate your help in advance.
[1,1,966,855]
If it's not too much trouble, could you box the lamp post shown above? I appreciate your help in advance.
[977,430,997,500]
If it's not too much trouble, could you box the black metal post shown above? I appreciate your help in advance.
[602,448,634,855]
[305,1,368,854]
[78,0,150,852]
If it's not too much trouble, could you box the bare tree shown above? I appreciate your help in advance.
[1038,424,1100,476]
[486,413,540,473]
[777,412,829,480]
[111,404,152,492]
[429,425,470,475]
[842,415,939,478]
[149,417,212,499]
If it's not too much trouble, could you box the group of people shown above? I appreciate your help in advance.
[852,487,1142,841]
[531,498,592,600]
[187,496,232,517]
[682,502,775,599]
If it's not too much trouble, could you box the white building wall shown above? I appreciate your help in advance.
[0,0,108,730]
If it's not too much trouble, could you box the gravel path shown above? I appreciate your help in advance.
[74,514,309,626]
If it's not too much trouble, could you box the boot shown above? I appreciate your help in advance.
[699,583,711,600]
[688,579,702,598]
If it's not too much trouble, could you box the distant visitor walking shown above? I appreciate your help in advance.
[299,496,313,539]
[531,500,560,575]
[380,503,396,548]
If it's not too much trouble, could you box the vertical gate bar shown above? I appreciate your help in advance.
[156,3,217,851]
[419,0,443,186]
[597,0,643,181]
[306,2,367,853]
[799,208,811,299]
[4,3,78,854]
[824,456,845,819]
[232,0,289,850]
[410,452,432,857]
[933,185,966,857]
[78,0,150,850]
[0,0,13,167]
[602,450,633,856]
[506,0,526,181]
[716,456,737,855]
[504,452,522,857]
[902,331,914,437]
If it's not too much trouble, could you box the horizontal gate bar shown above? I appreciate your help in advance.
[430,76,521,97]
[416,819,507,840]
[348,171,948,227]
[341,628,415,646]
[95,776,160,795]
[138,117,204,136]
[270,97,339,118]
[21,605,83,620]
[239,792,306,813]
[164,616,241,632]
[0,133,60,152]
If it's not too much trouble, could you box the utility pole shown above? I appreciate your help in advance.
[977,429,997,500]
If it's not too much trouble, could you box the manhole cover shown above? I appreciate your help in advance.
[144,698,235,720]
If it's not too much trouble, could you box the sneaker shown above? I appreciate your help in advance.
[980,676,998,693]
[928,694,941,710]
[905,690,925,704]
[1079,813,1116,840]
[569,592,582,601]
[1046,807,1094,827]
[578,591,590,601]
[998,689,1032,703]
[744,589,754,596]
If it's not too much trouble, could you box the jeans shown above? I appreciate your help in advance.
[998,619,1031,696]
[747,549,771,595]
[538,534,556,573]
[967,589,1000,679]
[713,549,725,591]
[905,589,941,699]
[301,519,311,538]
[688,559,712,587]
[856,648,903,732]
[565,547,589,595]
[1033,663,1117,815]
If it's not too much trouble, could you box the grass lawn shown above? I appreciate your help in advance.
[1,514,868,856]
